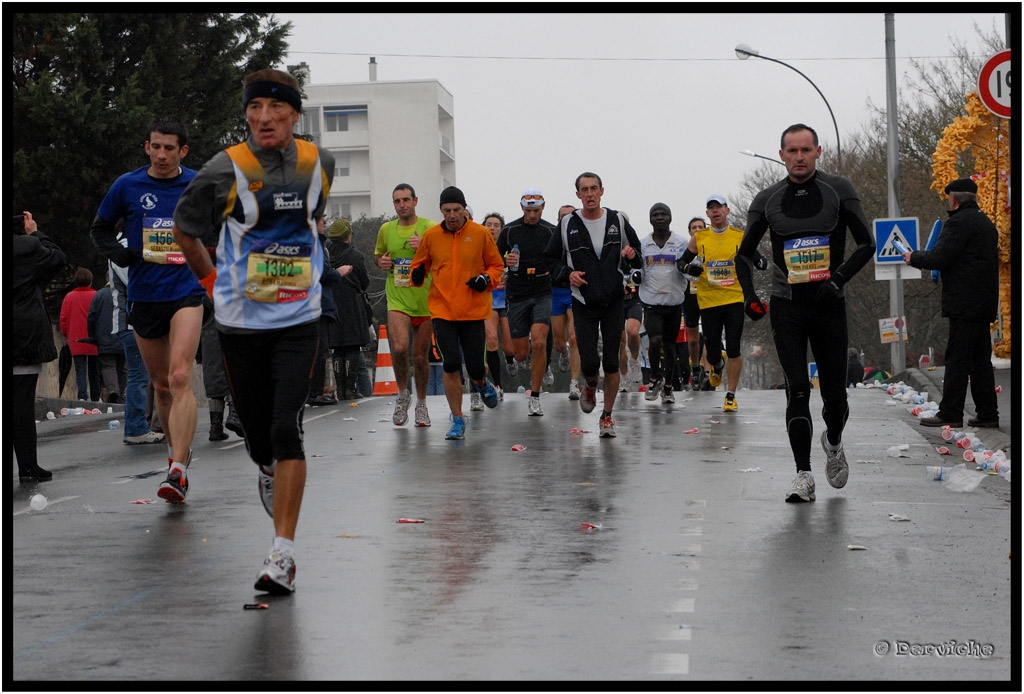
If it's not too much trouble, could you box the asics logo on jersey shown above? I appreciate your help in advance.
[792,237,822,248]
[263,242,303,256]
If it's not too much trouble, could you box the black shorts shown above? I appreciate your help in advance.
[683,292,700,328]
[129,294,205,340]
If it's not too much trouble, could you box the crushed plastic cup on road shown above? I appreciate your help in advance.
[995,385,1002,393]
[46,411,56,420]
[888,514,911,522]
[737,467,762,473]
[243,603,270,610]
[569,428,590,435]
[511,444,526,452]
[580,522,602,531]
[29,494,48,511]
[397,518,425,523]
[130,499,154,504]
[936,446,951,455]
[886,445,909,458]
[847,545,867,551]
[685,428,699,434]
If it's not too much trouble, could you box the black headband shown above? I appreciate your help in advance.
[243,80,302,112]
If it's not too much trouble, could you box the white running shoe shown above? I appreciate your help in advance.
[470,392,484,411]
[628,357,642,385]
[558,347,570,372]
[661,386,675,404]
[254,550,296,594]
[785,472,816,503]
[580,381,597,414]
[414,402,431,427]
[528,395,544,416]
[568,380,581,401]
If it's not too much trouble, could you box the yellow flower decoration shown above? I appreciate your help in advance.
[931,91,1012,358]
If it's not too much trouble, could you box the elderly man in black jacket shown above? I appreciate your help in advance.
[901,177,1000,428]
[324,218,371,400]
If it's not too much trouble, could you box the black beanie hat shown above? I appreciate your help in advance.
[650,202,672,217]
[439,186,467,208]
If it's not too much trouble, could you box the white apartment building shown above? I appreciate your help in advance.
[290,60,456,221]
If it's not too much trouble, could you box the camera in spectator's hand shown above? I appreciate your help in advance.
[630,269,642,286]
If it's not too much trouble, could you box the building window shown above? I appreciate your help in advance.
[324,109,349,132]
[299,107,321,137]
[335,153,350,178]
[329,201,351,220]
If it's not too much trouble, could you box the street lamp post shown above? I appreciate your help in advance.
[740,149,786,167]
[735,43,841,168]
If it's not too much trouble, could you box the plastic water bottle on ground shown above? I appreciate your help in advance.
[109,420,120,430]
[926,465,952,481]
[886,444,910,458]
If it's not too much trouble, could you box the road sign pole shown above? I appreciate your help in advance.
[890,266,905,373]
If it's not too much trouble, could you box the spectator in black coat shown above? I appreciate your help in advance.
[324,219,371,400]
[12,211,67,483]
[903,177,1000,428]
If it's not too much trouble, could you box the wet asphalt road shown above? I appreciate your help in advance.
[10,384,1015,684]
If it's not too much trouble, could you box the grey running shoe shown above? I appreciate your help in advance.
[821,431,849,489]
[158,467,188,504]
[558,347,570,372]
[580,381,597,414]
[644,376,665,401]
[258,464,274,518]
[414,402,431,427]
[543,366,554,386]
[505,359,518,377]
[254,550,296,594]
[528,395,544,416]
[785,472,816,503]
[568,380,581,401]
[470,392,484,411]
[393,392,411,426]
[661,386,675,404]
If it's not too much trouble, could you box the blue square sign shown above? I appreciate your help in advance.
[873,217,919,264]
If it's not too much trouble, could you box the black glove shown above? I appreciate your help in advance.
[686,261,703,277]
[410,265,426,286]
[113,247,142,268]
[753,251,769,271]
[744,297,769,321]
[466,274,489,292]
[814,270,846,304]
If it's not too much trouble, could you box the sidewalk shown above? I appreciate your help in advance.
[893,357,1012,457]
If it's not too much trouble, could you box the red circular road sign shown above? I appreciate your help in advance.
[978,50,1011,118]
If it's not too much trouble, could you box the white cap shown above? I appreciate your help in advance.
[520,188,545,208]
[706,193,728,207]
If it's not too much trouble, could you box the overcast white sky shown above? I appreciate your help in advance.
[278,11,1007,229]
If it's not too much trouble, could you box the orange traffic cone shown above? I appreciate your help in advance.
[372,325,399,395]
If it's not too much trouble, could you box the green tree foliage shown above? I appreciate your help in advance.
[11,12,292,308]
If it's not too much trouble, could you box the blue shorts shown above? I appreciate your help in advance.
[551,287,572,317]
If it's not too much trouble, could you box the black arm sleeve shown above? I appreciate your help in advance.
[89,213,135,267]
[736,209,770,299]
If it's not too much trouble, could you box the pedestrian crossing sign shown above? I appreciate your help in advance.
[874,217,918,263]
[873,217,921,280]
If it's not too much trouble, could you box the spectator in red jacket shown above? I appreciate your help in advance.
[60,267,100,401]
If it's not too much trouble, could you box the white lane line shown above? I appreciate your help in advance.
[651,653,690,675]
[668,598,696,613]
[660,625,692,641]
[12,495,82,516]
